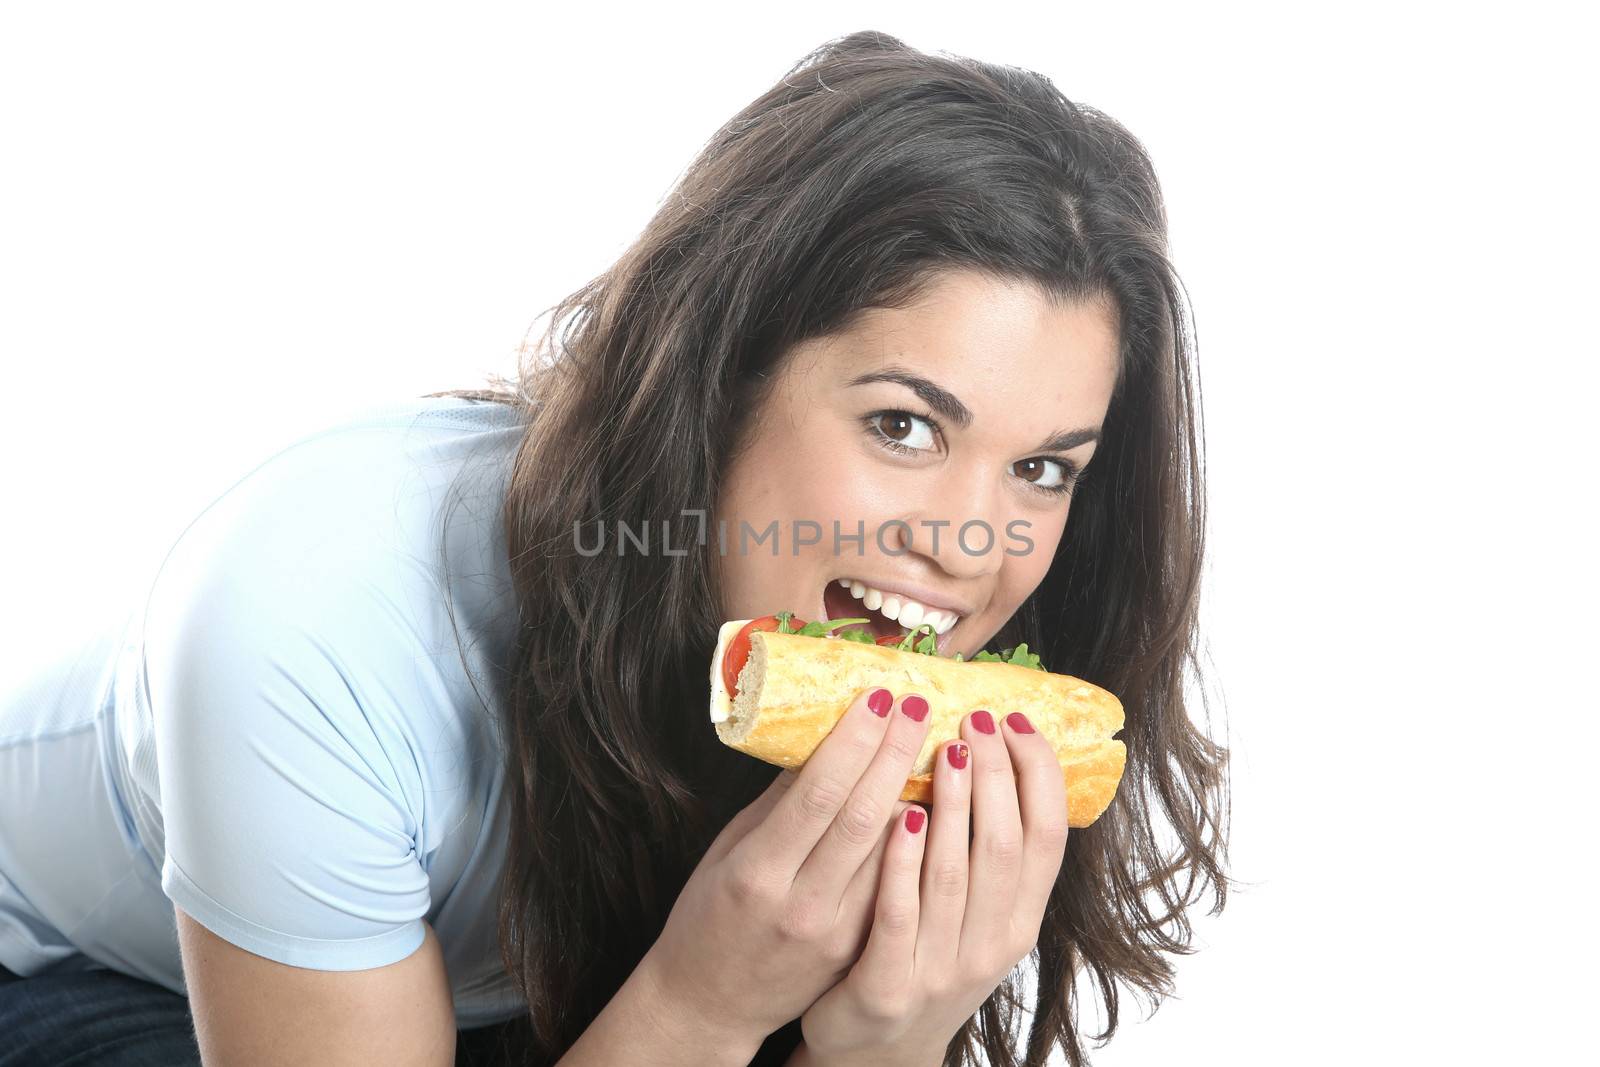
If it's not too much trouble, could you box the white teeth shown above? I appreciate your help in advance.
[834,579,962,636]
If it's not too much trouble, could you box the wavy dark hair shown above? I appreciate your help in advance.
[427,29,1229,1067]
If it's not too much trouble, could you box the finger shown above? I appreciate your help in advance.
[704,767,797,866]
[914,737,971,977]
[735,686,898,882]
[959,708,1023,965]
[793,691,934,904]
[999,711,1070,950]
[853,804,928,997]
[836,799,912,958]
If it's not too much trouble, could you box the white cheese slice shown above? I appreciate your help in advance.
[708,618,751,724]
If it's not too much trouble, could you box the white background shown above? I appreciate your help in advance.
[2,2,1593,1063]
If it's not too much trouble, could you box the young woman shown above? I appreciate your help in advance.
[0,30,1228,1067]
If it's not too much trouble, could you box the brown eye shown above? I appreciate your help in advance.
[1014,457,1069,489]
[878,413,912,440]
[871,411,936,451]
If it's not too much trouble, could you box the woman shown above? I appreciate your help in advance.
[0,30,1227,1067]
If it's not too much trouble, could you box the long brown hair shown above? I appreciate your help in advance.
[428,30,1229,1067]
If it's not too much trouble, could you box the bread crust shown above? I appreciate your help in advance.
[713,630,1127,828]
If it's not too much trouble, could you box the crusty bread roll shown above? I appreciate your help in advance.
[709,623,1126,828]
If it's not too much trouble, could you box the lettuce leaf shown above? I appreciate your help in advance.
[971,643,1043,671]
[768,613,1046,670]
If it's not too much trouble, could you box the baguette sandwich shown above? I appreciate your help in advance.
[709,613,1126,828]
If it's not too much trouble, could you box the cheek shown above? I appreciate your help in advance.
[724,434,894,530]
[1022,512,1068,569]
[717,559,772,620]
[714,440,862,619]
[993,512,1068,610]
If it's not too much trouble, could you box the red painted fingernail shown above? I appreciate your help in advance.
[904,809,925,834]
[1005,712,1034,734]
[867,689,893,716]
[946,742,968,770]
[901,695,929,721]
[971,709,995,734]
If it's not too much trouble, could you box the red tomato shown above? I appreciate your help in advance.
[723,615,806,698]
[876,632,909,647]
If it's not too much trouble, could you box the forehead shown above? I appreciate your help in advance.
[800,270,1120,418]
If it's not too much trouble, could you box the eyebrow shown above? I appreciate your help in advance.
[844,366,1101,453]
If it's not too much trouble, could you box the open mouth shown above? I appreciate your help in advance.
[820,578,963,651]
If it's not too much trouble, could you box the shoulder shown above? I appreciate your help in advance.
[137,398,523,971]
[145,395,523,670]
[142,396,521,816]
[150,397,520,596]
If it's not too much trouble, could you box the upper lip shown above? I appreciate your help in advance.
[833,576,977,619]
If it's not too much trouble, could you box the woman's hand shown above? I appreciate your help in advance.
[642,687,933,1052]
[797,709,1071,1065]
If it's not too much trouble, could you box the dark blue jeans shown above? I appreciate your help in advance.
[0,960,520,1065]
[0,959,203,1066]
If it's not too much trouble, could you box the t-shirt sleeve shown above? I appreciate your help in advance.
[145,471,436,971]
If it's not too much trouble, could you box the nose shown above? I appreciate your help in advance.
[890,465,1010,580]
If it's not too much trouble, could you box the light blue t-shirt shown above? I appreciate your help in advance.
[0,395,528,1027]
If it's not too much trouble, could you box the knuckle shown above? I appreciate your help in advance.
[859,982,911,1023]
[880,727,924,763]
[846,723,883,758]
[876,898,917,936]
[981,755,1013,782]
[1036,817,1071,852]
[797,775,850,824]
[983,830,1024,868]
[726,859,778,905]
[835,798,884,847]
[930,858,966,898]
[776,898,827,944]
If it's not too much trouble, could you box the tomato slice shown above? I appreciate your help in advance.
[722,615,807,698]
[876,632,909,647]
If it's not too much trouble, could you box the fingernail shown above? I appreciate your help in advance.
[904,809,926,834]
[971,709,995,734]
[1005,712,1034,734]
[901,695,929,721]
[946,742,968,770]
[867,689,893,716]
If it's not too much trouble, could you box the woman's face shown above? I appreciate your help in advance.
[714,270,1120,657]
